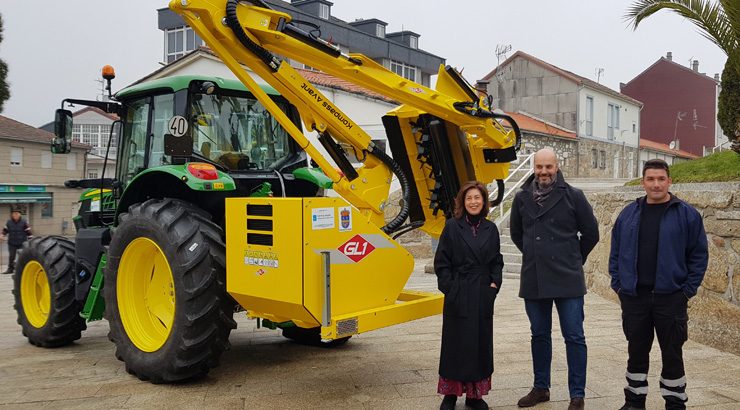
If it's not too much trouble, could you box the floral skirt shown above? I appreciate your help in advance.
[437,376,492,399]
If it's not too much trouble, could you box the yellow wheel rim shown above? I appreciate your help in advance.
[118,237,175,352]
[20,261,51,328]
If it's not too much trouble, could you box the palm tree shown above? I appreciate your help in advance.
[625,0,740,153]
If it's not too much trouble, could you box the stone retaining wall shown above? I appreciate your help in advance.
[584,182,740,355]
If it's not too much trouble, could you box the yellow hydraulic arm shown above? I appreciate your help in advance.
[171,0,521,238]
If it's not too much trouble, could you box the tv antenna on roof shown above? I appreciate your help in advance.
[495,44,511,64]
[494,44,511,83]
[595,68,604,83]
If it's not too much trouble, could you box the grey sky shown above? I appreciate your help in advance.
[0,0,728,127]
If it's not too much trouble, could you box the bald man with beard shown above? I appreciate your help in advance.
[510,149,599,410]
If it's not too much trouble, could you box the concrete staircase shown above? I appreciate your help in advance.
[498,224,522,280]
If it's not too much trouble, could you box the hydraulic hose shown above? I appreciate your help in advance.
[225,0,410,235]
[369,145,411,235]
[225,0,280,71]
[490,179,505,207]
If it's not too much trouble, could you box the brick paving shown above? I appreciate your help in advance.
[1,258,739,409]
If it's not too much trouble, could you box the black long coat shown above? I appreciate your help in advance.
[434,217,504,382]
[510,171,599,299]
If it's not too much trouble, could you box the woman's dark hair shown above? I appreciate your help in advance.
[453,181,490,219]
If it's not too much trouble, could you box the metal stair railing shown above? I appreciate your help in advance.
[489,152,534,225]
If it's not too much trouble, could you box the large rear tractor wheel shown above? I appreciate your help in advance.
[104,199,236,383]
[12,236,86,347]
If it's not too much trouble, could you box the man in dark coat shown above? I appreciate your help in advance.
[510,149,599,410]
[2,209,33,274]
[434,181,504,410]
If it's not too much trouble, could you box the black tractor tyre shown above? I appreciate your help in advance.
[104,198,237,383]
[12,236,86,347]
[282,326,351,347]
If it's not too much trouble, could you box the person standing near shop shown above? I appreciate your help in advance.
[1,209,32,274]
[510,148,599,410]
[434,181,504,410]
[610,159,708,410]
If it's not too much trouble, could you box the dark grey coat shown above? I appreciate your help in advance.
[434,217,504,382]
[509,171,599,299]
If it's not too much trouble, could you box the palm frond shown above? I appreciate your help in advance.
[625,0,735,57]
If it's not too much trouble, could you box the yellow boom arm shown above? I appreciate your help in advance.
[170,0,521,238]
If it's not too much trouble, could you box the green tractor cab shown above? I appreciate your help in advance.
[12,72,331,383]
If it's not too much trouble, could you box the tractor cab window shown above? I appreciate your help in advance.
[119,97,150,185]
[190,93,293,171]
[149,94,175,167]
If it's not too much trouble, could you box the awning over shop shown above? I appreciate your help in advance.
[0,193,52,204]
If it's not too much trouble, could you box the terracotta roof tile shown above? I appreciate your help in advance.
[73,106,120,121]
[295,68,398,104]
[640,138,698,159]
[505,111,577,140]
[0,115,88,149]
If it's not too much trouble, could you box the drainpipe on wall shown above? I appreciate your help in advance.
[637,103,644,177]
[83,149,89,180]
[575,84,584,177]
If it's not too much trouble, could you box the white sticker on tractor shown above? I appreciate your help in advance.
[90,199,101,212]
[167,115,188,137]
[311,207,335,230]
[244,250,279,268]
[188,242,198,252]
[338,206,352,232]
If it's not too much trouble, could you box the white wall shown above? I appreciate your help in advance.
[578,87,640,147]
[639,149,688,167]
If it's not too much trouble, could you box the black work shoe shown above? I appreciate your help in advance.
[618,405,645,410]
[568,397,584,410]
[465,397,489,409]
[517,387,550,407]
[440,394,457,410]
[1,269,12,275]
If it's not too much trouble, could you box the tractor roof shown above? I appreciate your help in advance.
[116,75,280,99]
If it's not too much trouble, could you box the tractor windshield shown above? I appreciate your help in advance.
[190,93,293,171]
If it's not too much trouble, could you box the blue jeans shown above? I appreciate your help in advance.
[524,297,587,399]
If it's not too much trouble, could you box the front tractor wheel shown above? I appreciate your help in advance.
[12,236,86,347]
[104,199,236,383]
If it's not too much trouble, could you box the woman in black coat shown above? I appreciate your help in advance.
[434,181,504,410]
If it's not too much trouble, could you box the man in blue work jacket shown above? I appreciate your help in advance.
[609,158,708,410]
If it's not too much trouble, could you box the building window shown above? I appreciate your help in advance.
[389,60,417,82]
[41,197,53,219]
[599,150,606,169]
[72,123,116,158]
[10,147,23,166]
[41,151,52,169]
[409,36,418,49]
[319,3,329,19]
[632,122,636,133]
[585,97,593,136]
[88,171,98,179]
[67,152,77,171]
[607,103,620,140]
[591,149,598,168]
[165,26,202,63]
[376,24,385,38]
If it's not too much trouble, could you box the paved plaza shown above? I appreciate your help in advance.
[1,258,739,409]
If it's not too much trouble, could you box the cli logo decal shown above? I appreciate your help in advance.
[338,234,375,263]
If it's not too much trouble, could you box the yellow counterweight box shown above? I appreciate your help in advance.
[225,196,443,340]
